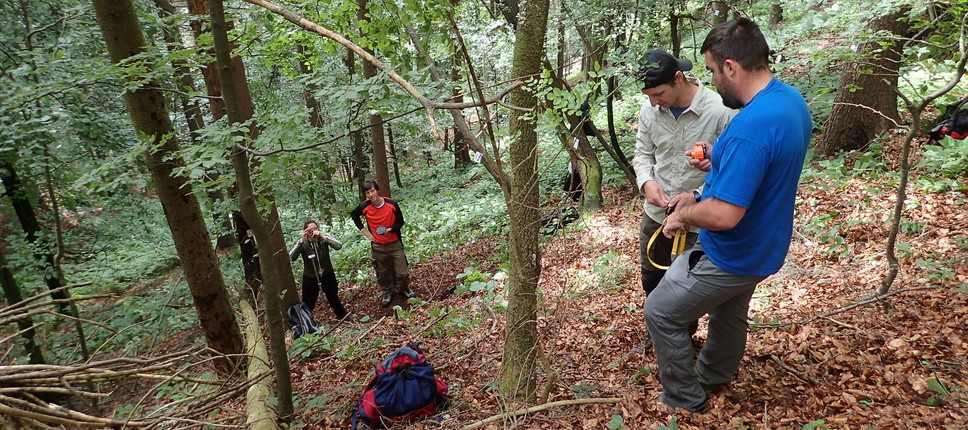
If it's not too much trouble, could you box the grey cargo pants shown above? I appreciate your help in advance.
[644,242,765,412]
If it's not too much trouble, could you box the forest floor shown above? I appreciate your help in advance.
[293,146,968,429]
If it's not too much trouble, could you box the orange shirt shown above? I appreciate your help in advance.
[350,198,404,244]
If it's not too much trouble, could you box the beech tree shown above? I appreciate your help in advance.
[90,0,244,373]
[501,0,549,401]
[206,0,296,418]
[817,8,910,154]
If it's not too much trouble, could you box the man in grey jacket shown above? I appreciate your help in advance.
[632,49,736,334]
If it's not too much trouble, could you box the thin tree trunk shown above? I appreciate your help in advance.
[357,0,392,196]
[206,0,294,419]
[387,123,403,188]
[0,251,45,365]
[0,155,72,315]
[501,0,548,403]
[155,0,237,251]
[91,0,244,373]
[42,148,90,361]
[296,42,335,224]
[346,47,368,198]
[186,0,261,280]
[451,63,472,168]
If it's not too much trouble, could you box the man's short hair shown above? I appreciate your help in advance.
[362,179,380,192]
[302,219,318,229]
[701,17,770,72]
[635,49,693,90]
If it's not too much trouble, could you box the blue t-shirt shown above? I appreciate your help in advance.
[699,78,811,276]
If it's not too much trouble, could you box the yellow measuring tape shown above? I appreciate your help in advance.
[646,216,687,270]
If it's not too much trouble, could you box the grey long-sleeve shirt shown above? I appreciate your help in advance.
[632,78,736,225]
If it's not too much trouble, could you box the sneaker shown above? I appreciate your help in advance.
[381,295,392,307]
[403,289,417,299]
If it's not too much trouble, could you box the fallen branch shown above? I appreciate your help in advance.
[750,286,938,328]
[460,397,621,429]
[768,354,818,385]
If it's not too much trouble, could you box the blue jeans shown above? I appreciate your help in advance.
[644,242,765,412]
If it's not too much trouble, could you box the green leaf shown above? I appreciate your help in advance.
[605,414,625,429]
[926,377,950,396]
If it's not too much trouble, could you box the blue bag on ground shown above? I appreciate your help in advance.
[351,343,448,429]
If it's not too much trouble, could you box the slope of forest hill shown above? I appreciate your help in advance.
[290,144,967,429]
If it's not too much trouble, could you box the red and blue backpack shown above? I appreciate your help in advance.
[351,343,448,429]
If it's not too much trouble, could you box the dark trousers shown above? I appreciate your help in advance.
[640,214,700,336]
[371,240,410,296]
[302,272,347,319]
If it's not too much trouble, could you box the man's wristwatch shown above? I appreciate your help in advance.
[693,191,702,202]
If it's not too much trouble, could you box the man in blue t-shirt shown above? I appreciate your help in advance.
[643,18,812,414]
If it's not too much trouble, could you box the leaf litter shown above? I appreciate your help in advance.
[297,148,966,429]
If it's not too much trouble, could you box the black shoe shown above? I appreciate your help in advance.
[380,295,392,307]
[403,289,417,299]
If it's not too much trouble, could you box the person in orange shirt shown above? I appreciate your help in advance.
[350,179,416,307]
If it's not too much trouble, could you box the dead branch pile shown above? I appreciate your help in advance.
[0,347,255,429]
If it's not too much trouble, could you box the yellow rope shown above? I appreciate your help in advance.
[646,216,687,270]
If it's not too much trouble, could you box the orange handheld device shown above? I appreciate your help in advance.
[688,143,706,160]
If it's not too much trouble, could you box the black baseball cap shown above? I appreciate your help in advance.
[635,49,693,89]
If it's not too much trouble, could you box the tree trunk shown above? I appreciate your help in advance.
[0,154,72,315]
[817,10,908,154]
[91,0,244,373]
[239,298,278,430]
[155,0,237,251]
[206,0,294,419]
[769,3,783,27]
[0,250,46,365]
[296,42,335,224]
[357,0,392,197]
[669,9,681,57]
[346,47,368,198]
[501,0,548,404]
[186,0,261,280]
[451,65,472,168]
[387,123,403,188]
[496,0,519,29]
[711,0,728,25]
[604,76,636,189]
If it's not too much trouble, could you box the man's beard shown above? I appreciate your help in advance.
[718,77,744,109]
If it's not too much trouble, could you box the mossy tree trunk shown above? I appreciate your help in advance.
[501,0,549,404]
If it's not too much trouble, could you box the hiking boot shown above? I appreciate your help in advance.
[700,382,726,395]
[381,295,392,307]
[403,289,417,299]
[658,392,709,414]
